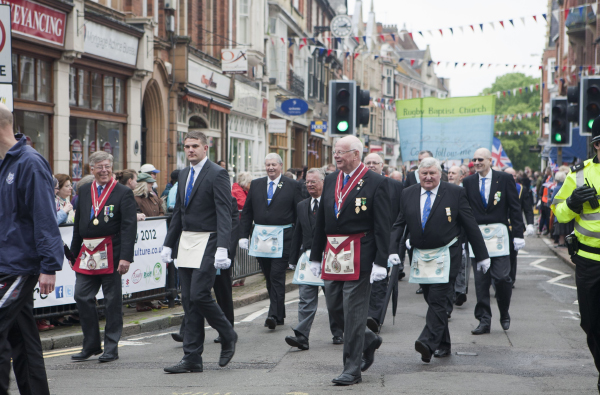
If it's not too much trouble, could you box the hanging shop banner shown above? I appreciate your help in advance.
[83,20,139,66]
[268,118,286,134]
[221,48,248,74]
[0,0,65,46]
[188,59,231,97]
[396,96,495,162]
[34,219,168,308]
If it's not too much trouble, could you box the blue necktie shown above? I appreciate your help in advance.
[267,181,274,205]
[480,177,487,209]
[90,185,104,219]
[334,175,351,217]
[422,191,432,230]
[185,167,195,207]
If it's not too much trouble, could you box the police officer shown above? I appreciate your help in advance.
[552,118,600,393]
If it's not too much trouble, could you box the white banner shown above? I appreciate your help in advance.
[188,58,231,97]
[83,20,139,66]
[221,48,247,74]
[34,219,168,308]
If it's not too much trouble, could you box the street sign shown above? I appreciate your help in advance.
[281,99,308,116]
[310,121,328,133]
[0,83,13,111]
[0,5,12,84]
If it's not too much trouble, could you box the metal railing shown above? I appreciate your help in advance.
[288,70,305,97]
[232,246,261,280]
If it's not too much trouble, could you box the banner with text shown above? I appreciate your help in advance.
[396,96,495,162]
[34,219,168,308]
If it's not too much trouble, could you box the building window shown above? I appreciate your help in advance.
[12,54,52,103]
[238,0,249,44]
[384,68,393,96]
[548,58,556,88]
[69,66,126,114]
[14,111,50,159]
[269,131,288,169]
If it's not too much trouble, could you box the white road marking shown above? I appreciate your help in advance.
[529,258,577,289]
[240,307,270,322]
[517,255,557,259]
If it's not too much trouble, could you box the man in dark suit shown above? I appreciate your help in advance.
[285,168,343,350]
[390,158,489,361]
[463,148,525,335]
[161,130,237,373]
[404,150,433,188]
[239,153,301,329]
[363,153,404,333]
[309,136,391,386]
[70,151,137,363]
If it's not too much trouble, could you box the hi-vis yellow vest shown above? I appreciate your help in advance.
[552,157,600,261]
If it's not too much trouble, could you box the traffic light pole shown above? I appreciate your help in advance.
[557,147,562,166]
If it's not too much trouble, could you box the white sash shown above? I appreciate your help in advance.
[177,231,213,268]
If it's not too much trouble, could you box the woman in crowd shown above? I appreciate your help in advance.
[115,169,147,221]
[134,173,165,218]
[55,174,74,224]
[231,172,252,287]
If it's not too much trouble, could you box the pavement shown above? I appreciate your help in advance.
[31,235,599,394]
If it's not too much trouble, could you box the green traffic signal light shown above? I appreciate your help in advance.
[337,121,349,132]
[589,118,595,129]
[554,133,562,142]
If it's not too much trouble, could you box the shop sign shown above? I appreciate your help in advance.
[310,121,327,134]
[268,118,286,134]
[83,20,139,66]
[281,99,308,116]
[0,0,65,46]
[89,140,96,153]
[103,142,112,154]
[188,59,231,97]
[221,48,247,74]
[233,81,262,118]
[0,82,12,110]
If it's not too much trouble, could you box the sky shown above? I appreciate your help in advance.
[346,0,548,97]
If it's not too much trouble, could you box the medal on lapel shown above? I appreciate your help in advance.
[361,197,367,211]
[109,205,114,218]
[91,179,116,226]
[93,218,99,225]
[104,207,109,223]
[445,207,451,222]
[355,198,361,214]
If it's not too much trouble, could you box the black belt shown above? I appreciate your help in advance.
[579,242,600,255]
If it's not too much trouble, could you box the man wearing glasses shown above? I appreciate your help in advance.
[309,136,391,385]
[462,148,524,335]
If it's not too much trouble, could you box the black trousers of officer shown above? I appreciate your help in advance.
[324,271,378,378]
[0,274,49,395]
[368,268,389,325]
[257,257,287,321]
[573,254,600,374]
[473,255,512,327]
[74,270,123,355]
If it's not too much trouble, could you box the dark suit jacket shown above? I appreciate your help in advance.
[310,169,391,271]
[289,197,318,265]
[518,183,534,225]
[386,177,404,226]
[463,170,524,238]
[71,182,137,265]
[230,197,240,261]
[390,182,489,275]
[404,171,418,188]
[164,160,233,255]
[240,175,301,260]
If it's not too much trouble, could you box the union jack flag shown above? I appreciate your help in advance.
[491,137,512,169]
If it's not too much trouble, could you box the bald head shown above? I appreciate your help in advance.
[364,153,383,174]
[334,136,363,174]
[447,166,463,185]
[473,147,492,176]
[390,171,403,182]
[504,167,517,182]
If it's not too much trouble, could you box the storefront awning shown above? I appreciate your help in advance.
[184,87,232,114]
[370,145,383,152]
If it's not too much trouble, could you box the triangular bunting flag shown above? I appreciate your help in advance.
[391,33,395,41]
[469,25,474,32]
[499,21,505,28]
[479,23,484,31]
[509,19,514,27]
[408,32,413,40]
[449,27,453,35]
[454,62,458,67]
[354,53,360,59]
[520,17,525,25]
[280,37,285,44]
[592,4,598,15]
[363,36,367,43]
[288,38,294,48]
[439,29,443,36]
[459,26,464,33]
[428,60,433,66]
[533,15,537,22]
[542,13,547,21]
[410,59,415,66]
[327,49,332,57]
[489,22,495,30]
[418,31,424,37]
[380,34,385,41]
[374,55,379,60]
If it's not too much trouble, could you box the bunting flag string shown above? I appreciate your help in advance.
[494,130,538,136]
[489,83,543,97]
[494,112,540,123]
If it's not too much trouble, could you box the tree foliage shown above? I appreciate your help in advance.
[481,73,540,170]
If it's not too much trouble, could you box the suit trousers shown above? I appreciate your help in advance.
[257,257,287,321]
[74,271,123,355]
[368,268,389,325]
[447,252,471,315]
[509,241,518,286]
[473,255,512,327]
[324,271,378,378]
[179,266,234,364]
[573,254,600,373]
[213,268,234,326]
[294,284,342,339]
[419,281,453,352]
[0,274,49,395]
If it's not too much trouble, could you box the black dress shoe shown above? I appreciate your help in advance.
[219,331,238,367]
[447,311,451,319]
[214,336,221,343]
[71,348,103,361]
[164,360,203,373]
[399,271,406,280]
[433,348,452,358]
[455,293,467,306]
[361,334,383,372]
[332,336,344,345]
[471,324,491,335]
[285,334,309,350]
[98,353,119,363]
[265,316,277,330]
[415,340,432,363]
[416,287,424,294]
[332,373,362,386]
[366,317,380,333]
[171,333,183,342]
[500,315,510,330]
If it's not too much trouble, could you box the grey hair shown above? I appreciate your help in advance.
[89,151,113,167]
[76,175,96,194]
[350,139,364,153]
[236,172,253,188]
[554,171,567,183]
[419,150,433,158]
[307,167,325,180]
[265,152,283,164]
[419,157,442,173]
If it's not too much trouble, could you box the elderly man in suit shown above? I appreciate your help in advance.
[390,158,489,362]
[310,136,391,386]
[161,130,237,373]
[285,168,343,350]
[463,148,525,335]
[363,153,404,333]
[239,153,301,329]
[70,151,137,363]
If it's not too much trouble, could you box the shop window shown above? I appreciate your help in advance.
[104,76,114,112]
[69,66,125,113]
[210,109,220,129]
[14,111,50,159]
[115,78,123,113]
[78,69,90,108]
[91,72,102,110]
[19,55,35,101]
[189,116,208,128]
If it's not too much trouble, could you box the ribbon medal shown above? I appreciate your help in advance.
[446,207,451,222]
[361,197,367,211]
[355,198,361,214]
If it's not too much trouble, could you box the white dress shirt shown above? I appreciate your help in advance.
[478,169,492,204]
[343,166,359,179]
[311,196,321,211]
[185,157,208,188]
[267,174,282,195]
[420,184,440,219]
[415,169,421,184]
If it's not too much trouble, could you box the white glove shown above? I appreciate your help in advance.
[405,239,411,250]
[370,263,387,283]
[214,247,231,270]
[525,224,535,236]
[476,258,491,274]
[173,259,178,268]
[309,261,322,277]
[289,264,296,270]
[161,246,173,264]
[388,254,401,265]
[514,238,526,251]
[239,238,249,250]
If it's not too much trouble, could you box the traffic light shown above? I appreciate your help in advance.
[567,83,580,123]
[356,85,370,128]
[581,76,600,135]
[329,80,356,135]
[549,97,570,146]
